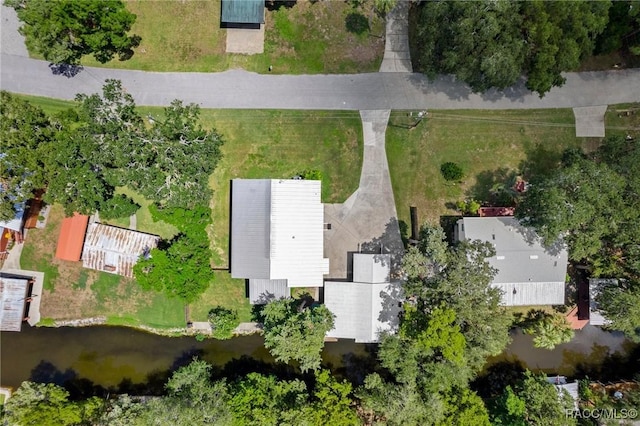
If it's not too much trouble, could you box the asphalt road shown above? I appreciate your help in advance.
[2,53,639,110]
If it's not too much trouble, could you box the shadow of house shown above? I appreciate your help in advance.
[360,217,405,279]
[220,0,265,29]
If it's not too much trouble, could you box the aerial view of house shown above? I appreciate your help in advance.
[1,0,639,423]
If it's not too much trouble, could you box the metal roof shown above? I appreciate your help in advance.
[82,223,160,278]
[230,179,329,288]
[221,0,265,24]
[325,254,401,343]
[0,275,29,331]
[325,280,402,343]
[456,217,568,306]
[248,279,289,304]
[353,253,390,284]
[55,213,89,262]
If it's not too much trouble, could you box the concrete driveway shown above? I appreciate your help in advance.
[324,110,403,280]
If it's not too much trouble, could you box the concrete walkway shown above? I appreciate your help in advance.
[379,0,412,73]
[1,5,27,57]
[573,105,608,137]
[324,110,403,279]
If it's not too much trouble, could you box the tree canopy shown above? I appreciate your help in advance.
[411,0,611,96]
[260,297,335,372]
[7,0,141,65]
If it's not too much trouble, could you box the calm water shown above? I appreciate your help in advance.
[0,324,634,390]
[0,325,367,389]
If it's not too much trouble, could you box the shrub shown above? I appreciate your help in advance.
[208,306,239,339]
[345,13,369,35]
[440,162,464,181]
[297,169,323,181]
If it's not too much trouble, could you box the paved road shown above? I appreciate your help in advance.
[2,53,639,110]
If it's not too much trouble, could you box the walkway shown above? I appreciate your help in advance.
[379,0,412,73]
[324,110,403,279]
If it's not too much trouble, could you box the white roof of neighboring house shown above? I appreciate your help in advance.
[325,254,402,343]
[588,278,616,326]
[231,179,329,288]
[82,223,160,278]
[0,275,29,331]
[456,217,568,306]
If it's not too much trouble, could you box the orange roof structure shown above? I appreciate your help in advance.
[55,213,89,261]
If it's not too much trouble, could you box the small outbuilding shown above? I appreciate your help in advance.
[324,254,403,343]
[82,223,160,278]
[221,0,265,28]
[55,213,89,262]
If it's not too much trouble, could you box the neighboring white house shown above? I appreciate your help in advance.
[324,253,402,343]
[455,217,568,306]
[230,179,330,304]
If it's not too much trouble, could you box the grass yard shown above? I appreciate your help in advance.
[193,109,363,266]
[386,109,585,226]
[20,204,184,328]
[79,0,384,74]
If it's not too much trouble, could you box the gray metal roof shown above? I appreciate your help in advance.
[248,279,289,304]
[221,0,265,24]
[82,224,160,278]
[230,179,271,279]
[0,275,29,331]
[456,217,568,306]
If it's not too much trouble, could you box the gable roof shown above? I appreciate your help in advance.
[325,254,402,343]
[82,223,160,278]
[230,179,329,287]
[55,213,89,262]
[456,217,567,306]
[221,0,265,24]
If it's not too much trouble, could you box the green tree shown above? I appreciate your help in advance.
[596,282,640,342]
[261,297,335,372]
[304,370,359,426]
[0,91,54,220]
[440,161,464,181]
[134,232,213,303]
[208,306,239,340]
[99,194,139,220]
[411,1,611,96]
[7,0,141,64]
[3,381,102,426]
[490,371,577,426]
[521,311,575,350]
[229,372,307,425]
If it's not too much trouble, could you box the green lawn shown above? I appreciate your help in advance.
[79,0,384,74]
[189,271,252,323]
[386,109,584,226]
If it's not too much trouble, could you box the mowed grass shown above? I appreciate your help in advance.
[20,204,185,328]
[386,109,584,225]
[79,0,384,73]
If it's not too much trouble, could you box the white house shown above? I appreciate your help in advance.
[230,179,330,304]
[455,217,568,306]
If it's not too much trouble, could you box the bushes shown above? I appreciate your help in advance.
[441,162,464,181]
[208,306,239,339]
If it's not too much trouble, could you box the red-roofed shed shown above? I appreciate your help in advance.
[55,213,89,261]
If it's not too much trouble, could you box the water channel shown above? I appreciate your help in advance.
[0,324,635,390]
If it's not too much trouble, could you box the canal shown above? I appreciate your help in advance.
[0,324,635,390]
